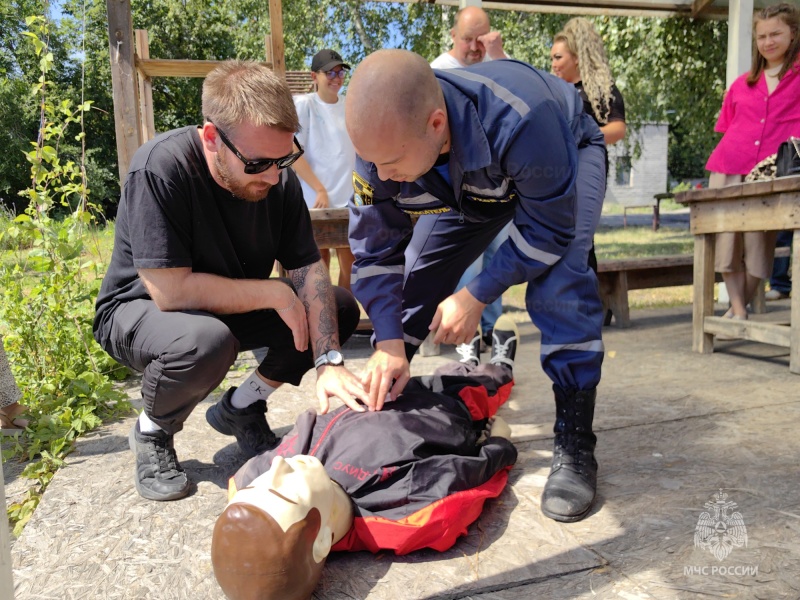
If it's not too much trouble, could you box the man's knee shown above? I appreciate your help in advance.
[159,318,238,389]
[188,320,238,377]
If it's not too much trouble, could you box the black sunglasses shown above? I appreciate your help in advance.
[209,119,304,174]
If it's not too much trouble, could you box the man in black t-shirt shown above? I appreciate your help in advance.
[94,61,369,501]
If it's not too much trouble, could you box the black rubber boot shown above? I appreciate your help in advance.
[541,385,598,523]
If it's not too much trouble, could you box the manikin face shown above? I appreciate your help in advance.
[755,17,794,67]
[229,455,353,563]
[451,13,491,65]
[550,41,581,83]
[203,122,295,202]
[229,455,339,563]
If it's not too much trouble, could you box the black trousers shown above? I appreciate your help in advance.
[99,284,360,434]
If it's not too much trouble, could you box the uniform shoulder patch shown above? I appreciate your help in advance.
[353,171,374,206]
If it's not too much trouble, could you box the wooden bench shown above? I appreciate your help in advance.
[622,192,674,231]
[599,247,791,328]
[599,254,699,328]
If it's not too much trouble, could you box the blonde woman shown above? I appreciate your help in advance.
[551,17,626,272]
[551,17,626,146]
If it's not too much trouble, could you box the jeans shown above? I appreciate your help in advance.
[770,230,793,294]
[454,224,511,334]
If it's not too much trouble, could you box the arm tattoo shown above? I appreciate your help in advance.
[290,262,339,356]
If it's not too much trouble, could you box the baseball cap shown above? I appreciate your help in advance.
[311,49,350,72]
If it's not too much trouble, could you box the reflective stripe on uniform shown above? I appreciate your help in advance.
[404,332,426,346]
[540,340,605,355]
[397,193,442,207]
[351,265,404,285]
[446,70,530,118]
[508,225,560,265]
[462,178,512,197]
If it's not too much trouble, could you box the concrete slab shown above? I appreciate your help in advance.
[8,301,800,599]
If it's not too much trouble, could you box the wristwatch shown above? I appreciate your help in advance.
[314,349,344,369]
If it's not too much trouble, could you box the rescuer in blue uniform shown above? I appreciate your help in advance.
[344,49,606,522]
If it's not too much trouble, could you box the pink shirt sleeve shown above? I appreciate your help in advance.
[715,86,735,133]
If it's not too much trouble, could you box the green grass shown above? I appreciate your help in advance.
[601,198,686,215]
[503,222,695,311]
[1,215,695,326]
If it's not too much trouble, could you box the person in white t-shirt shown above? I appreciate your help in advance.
[430,6,508,69]
[293,49,356,291]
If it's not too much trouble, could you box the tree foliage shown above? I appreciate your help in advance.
[0,1,731,208]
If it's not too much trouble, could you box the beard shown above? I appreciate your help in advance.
[214,153,272,202]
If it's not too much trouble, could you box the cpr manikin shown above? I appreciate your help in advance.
[212,317,521,600]
[212,455,353,600]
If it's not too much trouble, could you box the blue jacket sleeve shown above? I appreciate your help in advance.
[467,98,579,305]
[348,157,414,342]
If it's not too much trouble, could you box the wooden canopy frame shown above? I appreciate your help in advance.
[105,0,764,185]
[105,0,304,183]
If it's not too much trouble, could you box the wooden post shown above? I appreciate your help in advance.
[1,460,14,600]
[264,34,273,65]
[791,228,800,374]
[726,0,753,88]
[268,0,286,76]
[134,30,156,144]
[693,233,716,354]
[106,0,142,185]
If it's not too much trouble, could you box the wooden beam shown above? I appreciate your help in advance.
[134,30,155,144]
[134,58,271,78]
[268,0,286,76]
[106,0,142,185]
[369,0,727,19]
[692,0,715,17]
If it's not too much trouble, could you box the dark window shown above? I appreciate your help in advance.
[616,156,632,186]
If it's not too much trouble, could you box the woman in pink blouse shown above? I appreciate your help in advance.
[706,2,800,321]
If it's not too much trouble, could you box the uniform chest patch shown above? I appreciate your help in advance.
[353,172,374,206]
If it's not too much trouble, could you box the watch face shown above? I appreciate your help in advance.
[327,350,344,365]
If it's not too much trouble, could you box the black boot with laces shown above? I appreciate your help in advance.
[541,385,598,522]
[205,387,280,458]
[129,422,190,501]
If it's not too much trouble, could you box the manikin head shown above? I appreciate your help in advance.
[211,455,353,600]
[346,49,450,183]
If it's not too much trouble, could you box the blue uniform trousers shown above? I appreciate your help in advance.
[399,143,606,391]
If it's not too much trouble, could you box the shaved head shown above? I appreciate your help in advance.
[453,6,490,32]
[449,6,492,65]
[346,49,444,141]
[346,49,450,182]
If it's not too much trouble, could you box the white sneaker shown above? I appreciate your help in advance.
[456,328,481,367]
[765,289,790,301]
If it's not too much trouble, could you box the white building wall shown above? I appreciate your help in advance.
[605,123,669,206]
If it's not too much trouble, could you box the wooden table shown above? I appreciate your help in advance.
[308,207,351,249]
[675,176,800,374]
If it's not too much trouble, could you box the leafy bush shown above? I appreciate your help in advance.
[1,16,131,536]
